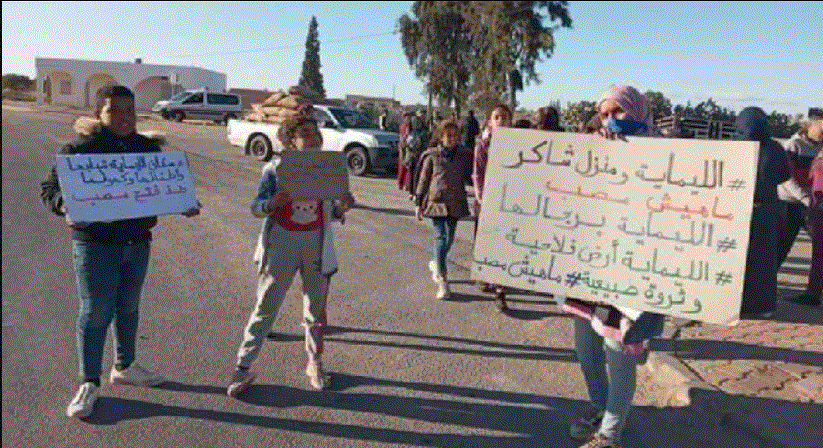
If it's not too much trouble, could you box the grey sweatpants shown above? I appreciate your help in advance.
[236,226,329,368]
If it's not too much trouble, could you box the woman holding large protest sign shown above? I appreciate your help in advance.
[567,85,665,448]
[735,107,790,317]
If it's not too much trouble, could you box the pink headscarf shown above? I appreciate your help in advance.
[597,85,656,136]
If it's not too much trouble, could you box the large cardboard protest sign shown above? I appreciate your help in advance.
[56,151,198,222]
[275,151,349,200]
[472,128,759,324]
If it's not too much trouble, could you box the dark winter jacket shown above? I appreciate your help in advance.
[40,122,162,245]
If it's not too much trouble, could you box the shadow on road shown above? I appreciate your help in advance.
[269,325,577,362]
[81,375,821,447]
[352,203,414,217]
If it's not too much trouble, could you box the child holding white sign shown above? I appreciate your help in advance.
[228,116,355,397]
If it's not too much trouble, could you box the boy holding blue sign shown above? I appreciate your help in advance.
[41,86,200,419]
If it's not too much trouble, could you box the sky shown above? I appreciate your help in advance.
[3,1,821,117]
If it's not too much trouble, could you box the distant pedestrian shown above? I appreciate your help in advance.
[776,116,823,305]
[41,85,201,419]
[472,104,512,310]
[463,109,479,149]
[228,115,355,397]
[566,85,665,448]
[396,110,413,192]
[378,106,389,130]
[533,106,563,131]
[415,121,472,300]
[404,114,430,200]
[802,146,823,306]
[514,118,533,128]
[734,107,790,317]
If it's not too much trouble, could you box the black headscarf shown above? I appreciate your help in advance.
[735,107,789,203]
[735,107,771,142]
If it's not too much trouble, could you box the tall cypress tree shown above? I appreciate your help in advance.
[298,16,325,99]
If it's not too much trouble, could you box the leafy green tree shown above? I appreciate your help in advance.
[768,111,802,138]
[561,100,596,130]
[2,73,34,91]
[399,1,571,116]
[298,16,325,99]
[643,91,672,120]
[399,1,472,117]
[461,1,572,111]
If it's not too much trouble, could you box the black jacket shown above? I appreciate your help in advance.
[40,128,162,244]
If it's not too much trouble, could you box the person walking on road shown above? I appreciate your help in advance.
[798,145,823,306]
[404,114,431,201]
[472,104,512,310]
[228,115,355,397]
[533,105,563,132]
[396,110,413,193]
[776,116,823,306]
[41,85,201,419]
[734,107,790,317]
[566,85,665,448]
[415,120,472,300]
[463,109,480,150]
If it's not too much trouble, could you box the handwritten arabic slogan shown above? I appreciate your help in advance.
[56,151,198,222]
[471,128,759,324]
[275,151,350,201]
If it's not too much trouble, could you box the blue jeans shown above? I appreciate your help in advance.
[72,240,150,381]
[431,217,459,276]
[574,317,638,441]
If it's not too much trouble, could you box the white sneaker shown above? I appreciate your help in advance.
[227,368,256,397]
[306,360,330,390]
[109,363,164,387]
[428,260,439,281]
[435,275,451,300]
[66,382,99,419]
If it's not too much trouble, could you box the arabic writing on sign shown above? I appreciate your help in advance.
[473,128,759,325]
[56,151,198,222]
[66,154,186,187]
[502,137,726,190]
[70,184,189,205]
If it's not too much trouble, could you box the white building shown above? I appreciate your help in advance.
[35,57,226,111]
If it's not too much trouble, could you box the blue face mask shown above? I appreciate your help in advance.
[606,118,647,136]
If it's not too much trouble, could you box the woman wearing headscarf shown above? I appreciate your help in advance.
[564,85,667,448]
[533,105,563,132]
[735,107,790,316]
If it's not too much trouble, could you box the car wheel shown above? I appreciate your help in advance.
[173,111,185,122]
[249,134,273,162]
[222,113,236,125]
[346,145,370,176]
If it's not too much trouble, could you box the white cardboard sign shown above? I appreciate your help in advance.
[472,128,759,324]
[56,151,198,222]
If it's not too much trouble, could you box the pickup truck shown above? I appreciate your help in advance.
[227,104,399,176]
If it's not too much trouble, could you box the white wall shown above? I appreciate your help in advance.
[35,58,226,109]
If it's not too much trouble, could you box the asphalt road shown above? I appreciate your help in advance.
[2,104,736,448]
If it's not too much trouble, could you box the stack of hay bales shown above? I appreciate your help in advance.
[244,85,321,123]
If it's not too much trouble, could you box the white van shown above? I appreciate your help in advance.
[152,88,242,124]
